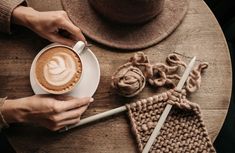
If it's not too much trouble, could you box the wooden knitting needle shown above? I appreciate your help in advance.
[59,57,196,133]
[59,106,127,132]
[141,56,196,153]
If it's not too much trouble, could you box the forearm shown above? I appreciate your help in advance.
[12,6,39,28]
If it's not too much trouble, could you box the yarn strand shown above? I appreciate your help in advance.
[112,52,208,97]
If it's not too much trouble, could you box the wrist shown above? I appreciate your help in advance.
[12,6,38,28]
[0,99,27,123]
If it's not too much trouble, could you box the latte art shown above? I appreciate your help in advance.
[35,46,82,94]
[44,53,77,86]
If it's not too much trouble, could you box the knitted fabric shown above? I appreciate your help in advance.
[112,52,208,97]
[126,89,216,153]
[112,53,214,152]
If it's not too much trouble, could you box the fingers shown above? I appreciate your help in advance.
[51,104,89,122]
[34,10,87,46]
[43,121,65,131]
[38,96,92,131]
[56,117,80,127]
[53,95,74,101]
[46,117,80,131]
[54,97,94,113]
[59,19,87,43]
[47,105,89,131]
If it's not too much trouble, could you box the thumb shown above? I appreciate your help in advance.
[55,97,94,112]
[71,97,94,107]
[60,20,86,43]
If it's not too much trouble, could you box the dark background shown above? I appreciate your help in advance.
[205,0,235,153]
[1,0,235,152]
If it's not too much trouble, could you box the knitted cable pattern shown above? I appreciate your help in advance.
[126,89,216,153]
[111,52,208,97]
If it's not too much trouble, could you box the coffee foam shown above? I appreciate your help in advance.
[44,52,77,86]
[35,46,82,93]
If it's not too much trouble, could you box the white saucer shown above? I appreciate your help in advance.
[30,46,100,98]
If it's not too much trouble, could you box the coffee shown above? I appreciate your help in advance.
[35,46,82,94]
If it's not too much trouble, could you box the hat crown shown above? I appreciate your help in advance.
[88,0,165,24]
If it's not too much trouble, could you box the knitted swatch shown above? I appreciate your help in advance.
[126,89,216,153]
[112,53,214,152]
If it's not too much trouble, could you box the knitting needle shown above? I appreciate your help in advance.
[141,56,196,153]
[59,57,196,133]
[59,106,127,132]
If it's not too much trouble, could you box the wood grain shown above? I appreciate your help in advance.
[0,0,232,152]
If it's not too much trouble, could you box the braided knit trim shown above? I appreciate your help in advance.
[126,89,216,153]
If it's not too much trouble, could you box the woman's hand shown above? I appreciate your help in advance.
[1,95,93,131]
[12,6,86,46]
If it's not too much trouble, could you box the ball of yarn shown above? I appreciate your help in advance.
[111,64,146,97]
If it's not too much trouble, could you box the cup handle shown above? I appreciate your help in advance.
[73,41,85,54]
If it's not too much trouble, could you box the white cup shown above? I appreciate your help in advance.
[33,41,86,94]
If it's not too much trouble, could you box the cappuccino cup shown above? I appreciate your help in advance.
[33,41,85,94]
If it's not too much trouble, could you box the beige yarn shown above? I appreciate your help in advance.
[111,53,213,152]
[112,52,208,97]
[186,62,208,92]
[111,64,146,97]
[126,89,216,153]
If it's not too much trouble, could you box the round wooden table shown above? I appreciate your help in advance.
[0,0,232,152]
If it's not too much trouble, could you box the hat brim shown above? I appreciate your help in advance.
[62,0,188,50]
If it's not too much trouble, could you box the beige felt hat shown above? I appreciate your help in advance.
[61,0,188,50]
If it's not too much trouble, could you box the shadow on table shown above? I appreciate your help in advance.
[0,132,15,153]
[214,25,235,153]
[204,0,235,153]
